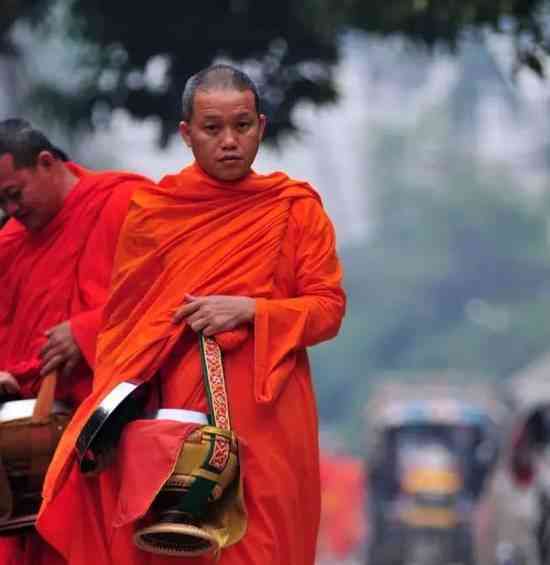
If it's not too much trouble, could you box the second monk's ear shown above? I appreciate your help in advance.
[179,121,192,147]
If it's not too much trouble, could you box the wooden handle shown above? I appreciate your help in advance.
[31,371,58,423]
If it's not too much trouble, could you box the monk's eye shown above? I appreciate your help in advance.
[237,121,251,131]
[204,124,220,134]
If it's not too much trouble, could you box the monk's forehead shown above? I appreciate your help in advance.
[193,88,256,115]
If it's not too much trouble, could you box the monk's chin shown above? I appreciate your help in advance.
[217,172,249,182]
[211,163,251,182]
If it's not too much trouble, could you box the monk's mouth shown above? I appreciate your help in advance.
[220,156,241,162]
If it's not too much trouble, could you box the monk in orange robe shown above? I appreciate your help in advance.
[0,119,152,565]
[38,64,346,565]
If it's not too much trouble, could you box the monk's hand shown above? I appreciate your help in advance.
[40,321,82,377]
[173,294,256,336]
[0,371,21,397]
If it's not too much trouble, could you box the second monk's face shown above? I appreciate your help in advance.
[180,88,266,182]
[0,152,62,231]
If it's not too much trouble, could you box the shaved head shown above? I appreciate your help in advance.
[0,119,68,169]
[181,64,261,123]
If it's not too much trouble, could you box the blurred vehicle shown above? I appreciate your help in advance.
[503,354,550,565]
[364,377,504,565]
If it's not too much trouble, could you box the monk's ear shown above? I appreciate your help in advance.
[36,150,55,170]
[179,121,192,148]
[258,114,267,141]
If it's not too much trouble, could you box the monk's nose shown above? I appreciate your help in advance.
[220,128,237,149]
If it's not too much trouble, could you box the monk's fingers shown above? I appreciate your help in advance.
[65,342,80,358]
[185,309,208,324]
[202,324,217,336]
[202,317,236,336]
[39,339,58,358]
[181,297,204,310]
[62,356,79,378]
[40,342,66,364]
[40,354,64,376]
[172,304,194,324]
[41,335,72,357]
[188,317,209,333]
[53,335,77,354]
[173,301,202,324]
[172,307,186,324]
[58,338,77,355]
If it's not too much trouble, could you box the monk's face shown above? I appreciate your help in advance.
[179,88,266,182]
[0,151,62,231]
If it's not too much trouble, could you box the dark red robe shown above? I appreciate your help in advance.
[0,163,151,565]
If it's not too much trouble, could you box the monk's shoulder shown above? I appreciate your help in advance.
[107,174,156,205]
[288,193,333,236]
[118,182,177,247]
[128,180,168,209]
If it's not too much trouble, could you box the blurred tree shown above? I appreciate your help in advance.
[3,1,340,144]
[342,0,550,78]
[1,0,548,144]
[0,1,48,53]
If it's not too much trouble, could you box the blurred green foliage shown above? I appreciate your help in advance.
[342,0,550,77]
[2,1,340,144]
[0,0,49,51]
[1,0,548,143]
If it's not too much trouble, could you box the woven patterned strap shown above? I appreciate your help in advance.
[199,335,231,431]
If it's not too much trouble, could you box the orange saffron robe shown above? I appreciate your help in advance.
[38,163,346,565]
[0,164,151,565]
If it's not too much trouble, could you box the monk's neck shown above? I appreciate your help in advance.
[58,163,79,200]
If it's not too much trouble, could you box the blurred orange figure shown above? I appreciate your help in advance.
[318,451,365,561]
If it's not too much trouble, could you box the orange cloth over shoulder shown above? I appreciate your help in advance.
[42,162,321,502]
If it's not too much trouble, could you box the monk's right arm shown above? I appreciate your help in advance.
[251,197,346,403]
[255,197,346,349]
